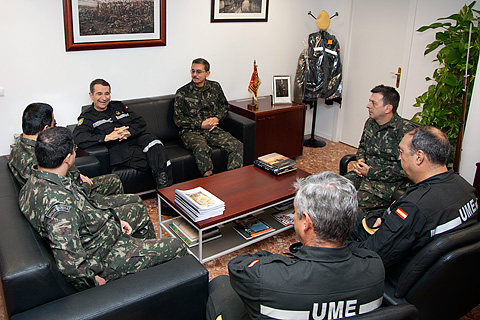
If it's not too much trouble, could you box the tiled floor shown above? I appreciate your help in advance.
[1,138,478,319]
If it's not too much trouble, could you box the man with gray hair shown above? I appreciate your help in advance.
[349,126,478,281]
[206,172,385,320]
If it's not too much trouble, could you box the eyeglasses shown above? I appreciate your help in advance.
[191,69,206,74]
[73,144,78,152]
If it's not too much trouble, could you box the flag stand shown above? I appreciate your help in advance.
[304,99,326,148]
[248,97,258,110]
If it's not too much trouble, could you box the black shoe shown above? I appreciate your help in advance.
[289,242,303,253]
[155,172,170,189]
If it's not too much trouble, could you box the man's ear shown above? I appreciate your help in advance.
[64,153,75,167]
[415,150,426,165]
[89,92,94,101]
[303,212,315,232]
[384,104,393,114]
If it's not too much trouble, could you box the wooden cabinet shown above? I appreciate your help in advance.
[229,96,306,158]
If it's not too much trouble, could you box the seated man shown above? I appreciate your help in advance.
[73,78,173,189]
[19,127,187,291]
[174,58,243,177]
[207,172,385,320]
[9,102,155,239]
[349,126,478,281]
[344,85,416,209]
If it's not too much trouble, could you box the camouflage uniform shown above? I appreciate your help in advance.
[174,80,243,175]
[344,113,416,209]
[8,136,155,239]
[19,169,187,291]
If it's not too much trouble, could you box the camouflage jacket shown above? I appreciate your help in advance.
[173,80,229,133]
[356,113,416,194]
[19,169,123,290]
[8,136,81,187]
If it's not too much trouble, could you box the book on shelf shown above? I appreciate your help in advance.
[254,152,297,175]
[271,210,295,227]
[233,215,275,240]
[174,187,225,222]
[168,217,221,248]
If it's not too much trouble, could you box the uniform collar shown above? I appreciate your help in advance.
[190,79,211,92]
[33,168,73,187]
[291,245,352,263]
[406,169,454,193]
[374,112,401,129]
[20,136,36,147]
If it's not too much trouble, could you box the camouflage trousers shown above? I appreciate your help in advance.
[344,171,391,209]
[112,200,156,239]
[80,173,124,201]
[181,128,243,175]
[100,234,188,283]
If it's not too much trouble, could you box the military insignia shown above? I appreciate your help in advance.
[125,105,129,109]
[46,204,71,218]
[395,207,408,220]
[116,111,121,115]
[77,118,84,126]
[247,259,260,267]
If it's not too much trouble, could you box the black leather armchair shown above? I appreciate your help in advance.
[383,223,480,320]
[73,95,256,194]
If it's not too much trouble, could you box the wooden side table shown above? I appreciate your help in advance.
[229,96,306,158]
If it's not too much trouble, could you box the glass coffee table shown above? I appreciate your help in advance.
[157,165,310,263]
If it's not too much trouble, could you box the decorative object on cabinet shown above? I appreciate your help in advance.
[211,0,269,23]
[63,0,166,51]
[273,75,291,104]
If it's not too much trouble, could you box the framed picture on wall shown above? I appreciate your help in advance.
[63,0,166,51]
[273,75,291,104]
[211,0,269,23]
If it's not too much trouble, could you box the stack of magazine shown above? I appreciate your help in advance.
[168,217,221,247]
[174,187,225,222]
[233,215,275,240]
[254,152,297,175]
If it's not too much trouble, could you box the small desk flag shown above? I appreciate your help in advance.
[248,60,261,101]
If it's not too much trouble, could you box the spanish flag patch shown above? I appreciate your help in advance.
[77,118,84,126]
[395,207,408,220]
[248,259,260,267]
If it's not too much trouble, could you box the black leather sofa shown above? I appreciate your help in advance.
[75,95,256,194]
[0,156,209,320]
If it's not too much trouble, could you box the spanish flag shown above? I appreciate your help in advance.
[248,60,261,101]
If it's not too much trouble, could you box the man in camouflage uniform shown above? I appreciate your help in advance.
[344,85,416,209]
[174,58,243,177]
[73,78,173,189]
[9,102,155,239]
[19,127,187,291]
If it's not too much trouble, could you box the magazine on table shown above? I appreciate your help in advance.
[168,217,221,247]
[233,215,275,240]
[271,210,295,227]
[254,152,297,175]
[174,186,225,221]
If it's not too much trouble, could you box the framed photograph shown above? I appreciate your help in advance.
[63,0,166,51]
[273,76,291,104]
[211,0,269,23]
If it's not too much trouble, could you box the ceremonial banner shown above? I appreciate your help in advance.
[248,60,261,101]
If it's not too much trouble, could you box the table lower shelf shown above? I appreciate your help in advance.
[161,205,294,263]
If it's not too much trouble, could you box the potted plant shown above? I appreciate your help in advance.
[412,1,480,162]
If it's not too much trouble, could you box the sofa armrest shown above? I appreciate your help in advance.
[81,145,110,176]
[339,154,356,176]
[11,255,209,320]
[74,155,100,178]
[220,111,256,165]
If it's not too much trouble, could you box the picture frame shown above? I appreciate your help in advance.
[273,75,291,104]
[211,0,269,23]
[63,0,166,51]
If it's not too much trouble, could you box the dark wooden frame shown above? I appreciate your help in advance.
[63,0,166,51]
[210,0,269,23]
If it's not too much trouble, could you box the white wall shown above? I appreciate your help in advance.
[0,0,348,155]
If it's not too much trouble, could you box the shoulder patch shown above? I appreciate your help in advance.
[395,207,408,220]
[46,204,71,219]
[77,118,84,126]
[125,105,128,109]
